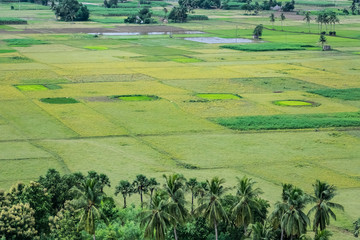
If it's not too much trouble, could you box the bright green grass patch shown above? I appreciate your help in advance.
[196,93,241,100]
[40,97,79,104]
[273,100,316,107]
[221,43,313,52]
[3,38,47,47]
[0,49,16,53]
[111,95,160,101]
[308,88,360,101]
[0,56,32,63]
[171,57,202,63]
[16,84,48,91]
[84,46,109,50]
[15,84,62,91]
[214,112,360,130]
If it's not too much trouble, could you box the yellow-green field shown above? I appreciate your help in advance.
[0,2,359,239]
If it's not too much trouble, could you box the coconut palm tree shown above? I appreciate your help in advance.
[186,178,199,214]
[280,13,286,31]
[71,178,105,240]
[319,34,327,50]
[133,174,150,208]
[140,190,174,240]
[269,13,275,29]
[303,11,311,32]
[196,177,228,240]
[281,187,310,240]
[148,177,159,208]
[354,218,360,237]
[162,173,188,240]
[232,176,263,234]
[251,221,276,240]
[115,180,133,208]
[308,180,344,233]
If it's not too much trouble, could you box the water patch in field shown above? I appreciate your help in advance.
[184,37,257,44]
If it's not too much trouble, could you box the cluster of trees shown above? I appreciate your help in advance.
[124,7,156,24]
[227,0,294,14]
[0,168,356,240]
[315,10,340,35]
[350,0,360,15]
[52,0,90,21]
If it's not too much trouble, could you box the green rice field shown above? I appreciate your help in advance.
[0,0,359,238]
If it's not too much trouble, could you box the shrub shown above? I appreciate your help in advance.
[187,15,209,20]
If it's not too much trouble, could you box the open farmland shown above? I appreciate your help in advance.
[0,0,360,238]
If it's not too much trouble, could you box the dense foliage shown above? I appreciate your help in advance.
[52,0,89,21]
[0,169,350,240]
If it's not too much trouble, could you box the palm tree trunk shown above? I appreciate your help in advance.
[214,220,218,240]
[191,193,194,214]
[281,228,284,240]
[93,234,96,240]
[140,190,143,208]
[174,226,178,240]
[123,195,127,208]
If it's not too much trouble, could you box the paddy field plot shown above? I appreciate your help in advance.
[0,4,359,238]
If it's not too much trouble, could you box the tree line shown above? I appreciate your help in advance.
[0,169,358,240]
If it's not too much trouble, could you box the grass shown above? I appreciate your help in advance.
[0,56,32,63]
[196,93,241,100]
[16,84,48,91]
[111,95,160,101]
[40,97,79,104]
[273,100,317,107]
[221,43,314,52]
[308,88,360,101]
[214,112,360,130]
[0,50,16,53]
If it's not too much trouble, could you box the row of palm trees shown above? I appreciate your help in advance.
[74,173,344,240]
[316,11,340,32]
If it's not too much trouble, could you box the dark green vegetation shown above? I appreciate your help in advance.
[53,0,89,21]
[0,49,16,53]
[309,88,360,101]
[40,97,79,104]
[3,38,47,47]
[0,169,351,240]
[214,112,360,130]
[221,43,315,52]
[111,95,160,101]
[0,17,27,24]
[0,56,32,63]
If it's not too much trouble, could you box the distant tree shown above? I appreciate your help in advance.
[148,177,159,207]
[53,0,89,21]
[303,11,312,32]
[350,0,357,14]
[196,177,228,240]
[269,13,275,29]
[0,203,39,240]
[280,13,286,30]
[132,174,150,208]
[103,0,117,8]
[319,34,327,49]
[253,24,264,38]
[308,180,344,233]
[168,6,188,23]
[115,180,134,208]
[282,0,295,11]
